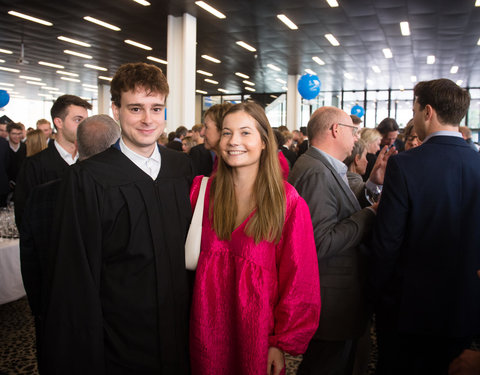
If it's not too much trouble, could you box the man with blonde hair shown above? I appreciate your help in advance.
[36,119,52,140]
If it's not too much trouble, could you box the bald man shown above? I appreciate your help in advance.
[289,106,394,375]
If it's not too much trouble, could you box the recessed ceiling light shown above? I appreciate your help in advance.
[382,48,393,58]
[84,64,107,71]
[38,61,64,69]
[201,55,221,63]
[450,66,459,74]
[326,0,339,7]
[133,0,151,5]
[312,56,325,65]
[476,0,480,6]
[236,41,256,52]
[8,10,52,26]
[245,87,255,92]
[56,70,79,77]
[196,89,208,94]
[83,16,121,31]
[325,33,340,46]
[83,84,98,89]
[372,65,381,73]
[275,78,286,84]
[426,55,435,64]
[218,88,228,93]
[305,69,316,75]
[235,72,249,79]
[205,78,218,84]
[411,75,417,82]
[277,14,298,30]
[400,21,410,36]
[61,77,81,83]
[0,87,14,91]
[26,81,46,86]
[267,63,281,72]
[344,72,353,80]
[41,86,59,90]
[456,80,463,86]
[19,75,42,81]
[58,36,91,47]
[0,67,20,73]
[197,70,213,76]
[124,40,152,50]
[194,1,226,19]
[64,50,92,59]
[0,49,13,55]
[0,82,14,87]
[99,76,113,81]
[147,56,167,64]
[0,59,5,63]
[243,80,255,86]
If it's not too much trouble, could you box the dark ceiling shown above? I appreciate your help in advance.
[0,0,479,102]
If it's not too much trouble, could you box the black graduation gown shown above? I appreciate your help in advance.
[8,141,27,183]
[188,143,213,177]
[43,146,193,375]
[14,141,68,228]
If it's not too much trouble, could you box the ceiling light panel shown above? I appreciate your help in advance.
[147,56,167,64]
[124,40,152,50]
[205,78,218,84]
[0,67,20,73]
[0,49,13,54]
[83,16,121,31]
[38,61,64,69]
[64,50,92,59]
[235,72,249,79]
[196,90,207,94]
[58,36,91,47]
[400,22,410,36]
[312,56,325,65]
[195,1,226,19]
[382,48,393,58]
[19,75,42,81]
[8,11,53,26]
[197,70,213,76]
[325,33,340,46]
[61,77,81,83]
[277,14,298,30]
[326,0,339,7]
[426,55,435,64]
[133,0,151,5]
[56,70,79,77]
[99,76,113,81]
[245,87,255,92]
[267,63,281,71]
[372,65,381,73]
[450,66,459,74]
[201,55,221,63]
[243,80,255,86]
[305,69,316,75]
[236,41,256,52]
[84,64,107,71]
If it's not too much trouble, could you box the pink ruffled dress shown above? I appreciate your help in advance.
[189,176,321,375]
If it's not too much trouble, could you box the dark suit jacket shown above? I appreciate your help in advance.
[8,142,27,183]
[0,138,11,197]
[289,147,375,340]
[189,143,213,177]
[281,146,297,169]
[297,139,309,157]
[14,141,68,228]
[370,135,480,338]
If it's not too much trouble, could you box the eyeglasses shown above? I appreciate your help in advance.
[330,123,359,136]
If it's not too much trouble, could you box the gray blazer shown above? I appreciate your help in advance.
[288,147,375,340]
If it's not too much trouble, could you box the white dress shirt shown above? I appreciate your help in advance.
[54,140,78,165]
[119,137,161,180]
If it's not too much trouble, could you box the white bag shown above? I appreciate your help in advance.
[185,176,208,270]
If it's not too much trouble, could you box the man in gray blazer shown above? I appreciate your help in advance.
[289,106,394,375]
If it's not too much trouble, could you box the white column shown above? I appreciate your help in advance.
[97,84,111,115]
[286,74,301,130]
[166,13,196,131]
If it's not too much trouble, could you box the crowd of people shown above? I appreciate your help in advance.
[2,62,479,375]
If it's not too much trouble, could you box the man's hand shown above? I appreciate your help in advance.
[267,347,284,375]
[368,145,397,185]
[449,349,480,375]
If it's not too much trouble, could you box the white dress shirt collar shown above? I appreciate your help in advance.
[54,140,78,165]
[119,137,161,180]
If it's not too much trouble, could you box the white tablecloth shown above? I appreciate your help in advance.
[0,239,26,304]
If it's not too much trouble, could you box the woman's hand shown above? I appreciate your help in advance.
[267,346,285,375]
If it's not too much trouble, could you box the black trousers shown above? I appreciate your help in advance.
[375,329,472,375]
[297,338,358,375]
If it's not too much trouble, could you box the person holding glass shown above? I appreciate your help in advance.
[189,102,321,375]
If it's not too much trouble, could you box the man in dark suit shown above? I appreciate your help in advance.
[370,78,480,375]
[289,106,394,375]
[14,95,92,228]
[7,122,27,185]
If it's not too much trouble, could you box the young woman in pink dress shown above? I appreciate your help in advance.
[189,102,321,375]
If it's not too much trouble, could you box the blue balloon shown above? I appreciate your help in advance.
[297,74,321,100]
[351,104,364,118]
[0,90,9,108]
